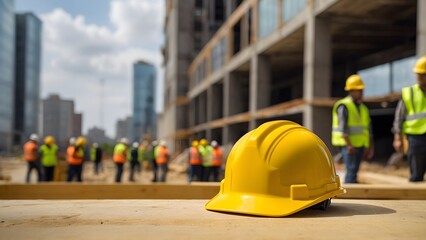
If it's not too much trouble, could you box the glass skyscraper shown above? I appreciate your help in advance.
[132,61,157,142]
[0,0,15,152]
[14,13,42,146]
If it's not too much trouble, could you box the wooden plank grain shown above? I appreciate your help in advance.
[1,183,426,200]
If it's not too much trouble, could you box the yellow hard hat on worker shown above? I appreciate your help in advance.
[44,136,55,145]
[344,74,365,91]
[205,120,345,217]
[413,56,426,74]
[192,140,199,147]
[76,136,87,147]
[200,138,208,146]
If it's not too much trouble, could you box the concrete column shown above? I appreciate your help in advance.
[250,54,271,130]
[417,0,426,56]
[222,73,231,145]
[249,56,258,130]
[303,5,332,147]
[223,73,231,117]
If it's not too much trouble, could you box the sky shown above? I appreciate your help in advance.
[15,0,165,138]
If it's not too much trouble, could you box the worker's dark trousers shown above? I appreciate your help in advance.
[202,166,212,182]
[341,147,364,183]
[151,159,158,182]
[43,166,55,182]
[157,164,167,182]
[26,161,42,183]
[407,134,426,182]
[211,166,220,182]
[129,160,138,181]
[67,164,83,182]
[189,164,202,182]
[115,163,124,183]
[94,161,101,175]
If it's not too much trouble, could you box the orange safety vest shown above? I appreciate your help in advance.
[156,146,169,165]
[67,146,84,165]
[212,148,223,167]
[189,146,201,165]
[113,151,127,163]
[24,141,38,161]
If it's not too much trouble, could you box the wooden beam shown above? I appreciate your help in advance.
[1,183,426,200]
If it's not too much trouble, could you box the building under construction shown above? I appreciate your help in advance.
[160,0,425,160]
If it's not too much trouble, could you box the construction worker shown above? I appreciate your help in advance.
[156,140,169,182]
[188,140,202,182]
[150,140,158,182]
[23,133,42,183]
[39,136,58,182]
[91,142,102,175]
[67,136,86,182]
[332,74,374,183]
[128,142,140,182]
[392,56,426,182]
[211,140,223,182]
[199,138,213,181]
[113,138,128,183]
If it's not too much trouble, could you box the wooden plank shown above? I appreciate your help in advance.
[0,199,425,239]
[1,183,426,200]
[339,184,426,200]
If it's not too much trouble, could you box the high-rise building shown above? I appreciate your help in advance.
[13,13,42,146]
[73,113,82,137]
[115,116,132,142]
[132,61,156,141]
[160,0,234,153]
[42,94,82,150]
[0,0,15,153]
[87,127,113,145]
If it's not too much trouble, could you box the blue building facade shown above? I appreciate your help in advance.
[14,13,42,146]
[0,0,15,152]
[132,61,157,142]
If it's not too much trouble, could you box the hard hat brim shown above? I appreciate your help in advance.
[205,187,345,217]
[413,67,426,74]
[344,85,365,91]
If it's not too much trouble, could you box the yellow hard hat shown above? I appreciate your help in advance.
[413,56,426,74]
[76,137,87,147]
[192,140,199,147]
[344,74,365,91]
[44,136,55,145]
[200,138,208,146]
[205,121,345,217]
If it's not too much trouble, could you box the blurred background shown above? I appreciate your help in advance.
[0,0,425,184]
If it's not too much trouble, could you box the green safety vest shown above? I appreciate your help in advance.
[199,145,213,167]
[138,149,145,162]
[91,147,96,161]
[40,144,58,167]
[402,84,426,135]
[332,96,370,148]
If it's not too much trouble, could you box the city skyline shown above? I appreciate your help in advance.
[15,0,165,138]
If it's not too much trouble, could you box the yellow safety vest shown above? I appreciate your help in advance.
[402,84,426,135]
[40,144,58,167]
[332,96,370,148]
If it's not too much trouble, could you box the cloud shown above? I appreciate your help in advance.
[39,0,164,137]
[110,0,164,48]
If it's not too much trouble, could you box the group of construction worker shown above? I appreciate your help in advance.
[188,139,223,182]
[332,56,426,183]
[23,135,94,182]
[112,138,169,183]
